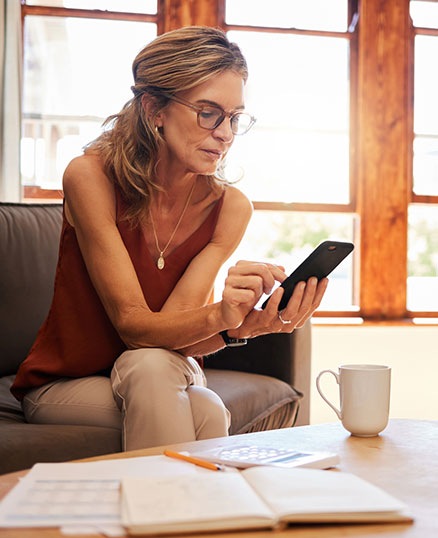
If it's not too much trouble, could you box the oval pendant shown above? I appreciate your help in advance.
[157,255,165,270]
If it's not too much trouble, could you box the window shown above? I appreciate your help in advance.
[408,0,438,313]
[215,0,358,314]
[21,1,159,199]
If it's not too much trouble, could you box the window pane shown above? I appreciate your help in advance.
[408,205,438,311]
[22,16,156,188]
[214,212,357,311]
[414,36,438,136]
[413,137,438,195]
[413,35,438,195]
[227,31,350,204]
[410,0,438,29]
[25,0,157,14]
[226,0,349,32]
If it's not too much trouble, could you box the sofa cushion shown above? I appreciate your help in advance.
[0,372,122,474]
[0,203,63,376]
[0,422,122,475]
[205,369,301,435]
[0,375,24,423]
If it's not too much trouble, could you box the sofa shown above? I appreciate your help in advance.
[0,202,311,475]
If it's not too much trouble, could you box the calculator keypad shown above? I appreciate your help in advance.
[216,446,309,464]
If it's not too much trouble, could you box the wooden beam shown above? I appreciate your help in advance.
[162,0,220,31]
[224,24,350,39]
[23,186,63,200]
[356,0,411,319]
[21,5,157,23]
[252,201,354,213]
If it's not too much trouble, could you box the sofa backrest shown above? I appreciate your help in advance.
[0,203,63,376]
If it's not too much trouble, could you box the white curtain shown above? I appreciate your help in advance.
[0,0,22,202]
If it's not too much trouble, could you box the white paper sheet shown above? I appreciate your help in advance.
[0,455,209,529]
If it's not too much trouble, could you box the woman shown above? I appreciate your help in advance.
[11,26,327,450]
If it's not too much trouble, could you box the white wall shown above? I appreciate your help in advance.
[310,325,438,424]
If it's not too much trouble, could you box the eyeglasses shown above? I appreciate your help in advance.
[163,93,256,136]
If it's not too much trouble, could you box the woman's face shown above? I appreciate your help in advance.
[155,70,246,177]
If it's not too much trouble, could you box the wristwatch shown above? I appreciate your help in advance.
[220,330,247,347]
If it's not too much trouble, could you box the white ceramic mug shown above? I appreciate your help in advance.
[316,364,391,437]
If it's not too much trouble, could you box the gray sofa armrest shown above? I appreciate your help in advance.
[203,322,311,425]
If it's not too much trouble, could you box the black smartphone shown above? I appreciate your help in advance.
[261,240,354,311]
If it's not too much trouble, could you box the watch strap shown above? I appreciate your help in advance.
[220,330,247,347]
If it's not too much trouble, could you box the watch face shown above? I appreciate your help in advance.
[226,336,248,347]
[228,340,247,347]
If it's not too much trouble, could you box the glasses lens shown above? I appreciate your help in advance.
[231,113,254,135]
[198,107,224,129]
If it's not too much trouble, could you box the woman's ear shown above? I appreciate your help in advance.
[141,94,163,129]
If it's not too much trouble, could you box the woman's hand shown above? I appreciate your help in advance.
[220,260,287,329]
[227,276,328,339]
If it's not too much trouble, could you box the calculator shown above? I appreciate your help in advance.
[189,445,339,470]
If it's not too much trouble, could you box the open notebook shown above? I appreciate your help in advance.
[121,466,412,535]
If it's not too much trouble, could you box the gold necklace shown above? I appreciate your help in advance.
[149,180,196,270]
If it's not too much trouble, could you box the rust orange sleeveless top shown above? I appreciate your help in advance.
[11,187,225,401]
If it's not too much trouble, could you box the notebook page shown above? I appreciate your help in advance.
[242,467,407,520]
[0,455,206,528]
[122,471,275,531]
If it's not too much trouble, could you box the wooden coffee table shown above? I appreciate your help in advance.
[0,419,436,537]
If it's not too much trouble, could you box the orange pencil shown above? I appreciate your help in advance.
[164,449,222,471]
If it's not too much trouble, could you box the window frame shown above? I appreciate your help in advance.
[407,3,438,319]
[20,0,163,202]
[219,0,438,324]
[220,0,360,320]
[410,18,438,206]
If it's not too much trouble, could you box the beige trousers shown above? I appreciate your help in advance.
[22,348,230,451]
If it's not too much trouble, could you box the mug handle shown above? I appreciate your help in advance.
[316,369,342,419]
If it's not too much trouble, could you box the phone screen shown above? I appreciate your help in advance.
[261,240,354,310]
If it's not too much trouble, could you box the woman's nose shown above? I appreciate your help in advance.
[212,116,234,143]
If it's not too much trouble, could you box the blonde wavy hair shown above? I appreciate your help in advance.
[85,26,248,225]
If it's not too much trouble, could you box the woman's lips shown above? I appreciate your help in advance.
[202,149,222,159]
